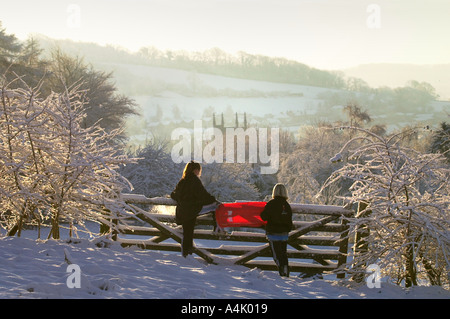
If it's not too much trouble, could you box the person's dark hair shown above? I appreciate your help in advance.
[182,161,201,179]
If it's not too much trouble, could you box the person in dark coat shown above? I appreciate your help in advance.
[171,161,216,257]
[260,183,293,277]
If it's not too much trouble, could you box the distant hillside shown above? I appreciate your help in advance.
[35,35,346,90]
[31,35,449,147]
[36,35,448,101]
[343,63,450,101]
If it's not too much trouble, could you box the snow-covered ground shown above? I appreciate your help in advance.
[1,236,448,300]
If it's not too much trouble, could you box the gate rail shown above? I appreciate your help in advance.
[114,194,353,278]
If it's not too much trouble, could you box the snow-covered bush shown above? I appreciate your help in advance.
[0,75,134,239]
[321,126,449,287]
[120,141,182,198]
[200,162,261,202]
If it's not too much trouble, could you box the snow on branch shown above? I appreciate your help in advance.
[121,193,177,206]
[321,126,450,287]
[0,73,136,239]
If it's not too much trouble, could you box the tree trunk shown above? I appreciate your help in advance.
[404,241,418,287]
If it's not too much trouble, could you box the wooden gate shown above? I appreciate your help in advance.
[115,194,353,278]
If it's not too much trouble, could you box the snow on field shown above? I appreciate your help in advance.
[108,62,331,119]
[1,236,448,300]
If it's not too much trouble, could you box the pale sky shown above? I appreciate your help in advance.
[1,0,449,70]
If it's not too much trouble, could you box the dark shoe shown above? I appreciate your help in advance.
[279,265,289,277]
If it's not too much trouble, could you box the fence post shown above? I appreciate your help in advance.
[336,211,350,279]
[111,217,118,241]
[352,201,371,282]
[100,209,118,241]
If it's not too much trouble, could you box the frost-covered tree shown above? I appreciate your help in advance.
[430,122,450,163]
[343,102,371,128]
[0,22,22,65]
[278,125,348,204]
[200,162,260,202]
[120,140,182,198]
[321,126,450,287]
[0,74,134,239]
[47,50,137,141]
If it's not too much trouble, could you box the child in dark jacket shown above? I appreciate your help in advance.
[171,161,216,257]
[260,183,293,277]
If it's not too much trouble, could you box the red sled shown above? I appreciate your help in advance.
[215,202,267,228]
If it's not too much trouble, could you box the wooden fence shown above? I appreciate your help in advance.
[114,194,354,278]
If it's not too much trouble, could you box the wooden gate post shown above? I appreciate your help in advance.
[353,201,371,282]
[336,213,350,279]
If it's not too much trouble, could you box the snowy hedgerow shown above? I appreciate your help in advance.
[0,74,134,239]
[321,126,449,287]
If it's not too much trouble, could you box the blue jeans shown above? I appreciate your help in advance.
[267,233,289,277]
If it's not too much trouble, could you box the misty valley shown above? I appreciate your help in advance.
[31,37,448,148]
[117,63,448,147]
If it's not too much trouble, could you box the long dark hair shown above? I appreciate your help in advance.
[182,161,201,179]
